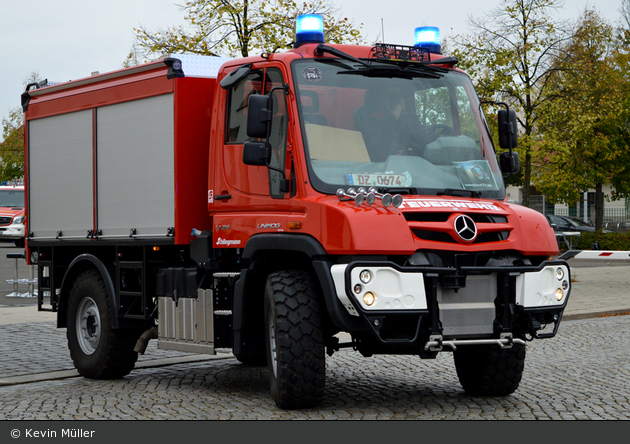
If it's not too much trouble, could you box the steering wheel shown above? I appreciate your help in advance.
[419,124,456,141]
[404,124,456,157]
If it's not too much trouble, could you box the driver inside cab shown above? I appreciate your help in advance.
[354,87,424,162]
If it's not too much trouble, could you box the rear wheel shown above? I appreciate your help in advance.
[67,270,141,379]
[453,342,526,396]
[264,270,325,409]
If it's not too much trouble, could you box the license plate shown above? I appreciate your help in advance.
[346,172,411,187]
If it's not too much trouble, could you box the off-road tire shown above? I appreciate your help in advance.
[67,270,140,379]
[264,270,325,409]
[453,342,526,396]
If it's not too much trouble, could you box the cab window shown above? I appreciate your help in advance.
[226,70,264,143]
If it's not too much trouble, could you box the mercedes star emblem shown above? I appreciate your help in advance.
[454,214,477,242]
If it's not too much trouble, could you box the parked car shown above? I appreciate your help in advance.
[0,185,25,248]
[545,214,595,233]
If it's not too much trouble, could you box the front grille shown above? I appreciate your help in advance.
[404,213,507,224]
[412,229,457,243]
[405,212,511,244]
[0,216,12,226]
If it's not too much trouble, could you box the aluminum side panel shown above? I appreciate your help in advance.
[96,94,175,237]
[28,110,94,239]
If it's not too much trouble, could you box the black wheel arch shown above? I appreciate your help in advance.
[57,254,118,329]
[235,234,365,340]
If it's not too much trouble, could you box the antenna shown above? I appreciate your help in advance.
[381,18,385,42]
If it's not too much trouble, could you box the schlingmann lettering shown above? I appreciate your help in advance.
[216,237,241,246]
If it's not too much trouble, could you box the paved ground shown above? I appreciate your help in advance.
[0,315,628,420]
[1,245,629,420]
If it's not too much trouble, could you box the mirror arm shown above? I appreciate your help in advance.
[264,84,291,193]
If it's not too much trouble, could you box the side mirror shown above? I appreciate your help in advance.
[243,141,270,166]
[246,94,272,139]
[500,151,519,174]
[498,109,518,149]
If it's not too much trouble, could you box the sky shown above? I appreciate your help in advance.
[0,0,624,126]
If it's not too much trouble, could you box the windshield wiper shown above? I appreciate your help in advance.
[338,66,442,79]
[437,189,482,198]
[314,43,445,79]
[314,44,371,68]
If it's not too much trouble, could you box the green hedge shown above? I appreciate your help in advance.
[574,231,630,251]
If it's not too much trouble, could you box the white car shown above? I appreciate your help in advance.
[0,185,26,248]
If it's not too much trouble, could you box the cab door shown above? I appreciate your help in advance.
[217,66,290,202]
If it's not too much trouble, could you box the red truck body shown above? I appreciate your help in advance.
[22,34,570,408]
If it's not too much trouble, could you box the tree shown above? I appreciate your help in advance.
[450,0,568,207]
[533,8,630,230]
[134,0,364,60]
[618,0,630,45]
[0,107,24,181]
[0,73,42,182]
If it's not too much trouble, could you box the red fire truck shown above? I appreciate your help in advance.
[22,16,570,408]
[0,183,26,248]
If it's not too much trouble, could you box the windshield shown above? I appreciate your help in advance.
[292,58,505,199]
[0,189,24,207]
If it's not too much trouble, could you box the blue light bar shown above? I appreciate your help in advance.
[295,14,324,47]
[414,26,441,54]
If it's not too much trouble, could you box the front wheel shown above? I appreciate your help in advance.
[264,270,325,409]
[67,270,141,379]
[453,341,526,396]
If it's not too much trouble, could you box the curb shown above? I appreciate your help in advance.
[563,309,630,321]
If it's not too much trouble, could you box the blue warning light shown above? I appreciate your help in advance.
[414,26,441,54]
[295,14,325,47]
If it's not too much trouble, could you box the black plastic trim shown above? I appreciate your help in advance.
[242,233,327,259]
[312,260,366,332]
[60,254,119,329]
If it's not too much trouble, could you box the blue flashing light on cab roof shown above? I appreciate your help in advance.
[295,14,325,47]
[414,26,441,54]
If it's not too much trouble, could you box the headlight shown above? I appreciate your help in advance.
[363,291,377,306]
[12,215,25,224]
[555,288,564,302]
[359,270,372,284]
[555,268,564,280]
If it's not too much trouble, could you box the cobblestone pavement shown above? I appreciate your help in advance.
[1,246,629,420]
[0,315,628,420]
[0,322,198,379]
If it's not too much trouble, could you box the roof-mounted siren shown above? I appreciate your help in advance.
[294,14,325,48]
[414,26,441,54]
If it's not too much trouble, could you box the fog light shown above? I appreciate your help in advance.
[354,284,362,294]
[556,268,564,280]
[555,288,564,302]
[359,269,372,284]
[363,291,377,306]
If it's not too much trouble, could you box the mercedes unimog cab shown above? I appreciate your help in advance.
[23,15,570,409]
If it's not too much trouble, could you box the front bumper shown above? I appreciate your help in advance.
[330,260,570,350]
[0,223,25,240]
